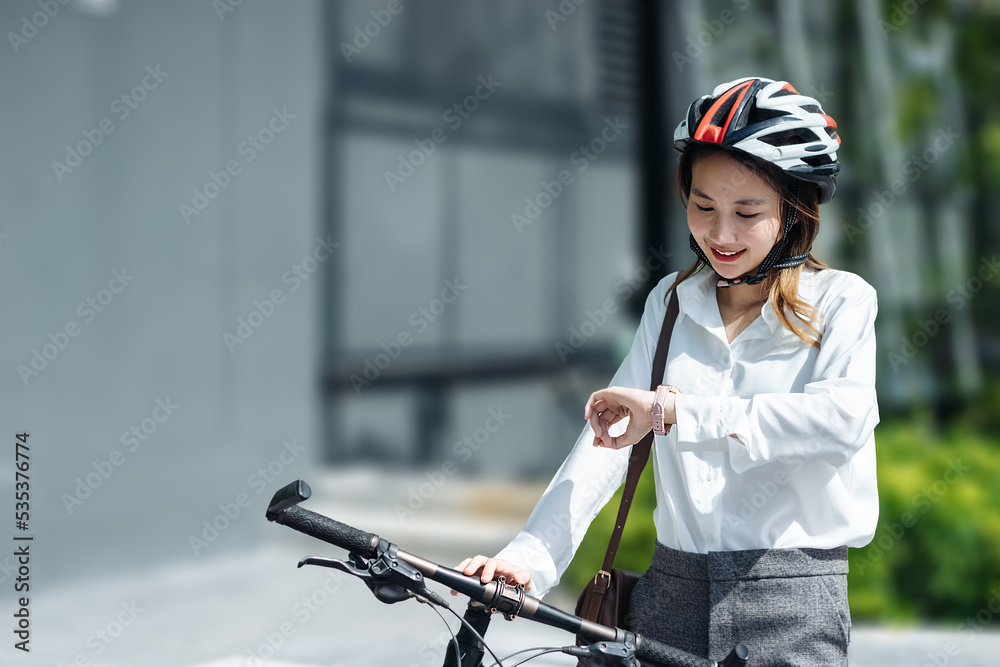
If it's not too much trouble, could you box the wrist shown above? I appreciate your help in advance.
[641,390,656,431]
[651,385,680,436]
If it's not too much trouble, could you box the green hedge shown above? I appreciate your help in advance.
[848,415,1000,622]
[561,463,657,594]
[562,407,1000,623]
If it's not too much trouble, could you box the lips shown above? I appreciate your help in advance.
[710,247,746,263]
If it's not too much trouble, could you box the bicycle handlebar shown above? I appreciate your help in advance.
[266,480,745,667]
[275,505,380,557]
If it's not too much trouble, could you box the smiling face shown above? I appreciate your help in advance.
[686,150,783,281]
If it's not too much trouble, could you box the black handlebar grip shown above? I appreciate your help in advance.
[274,505,378,557]
[635,635,716,667]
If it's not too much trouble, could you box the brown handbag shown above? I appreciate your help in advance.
[574,289,679,638]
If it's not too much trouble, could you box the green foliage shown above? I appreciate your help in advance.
[849,413,1000,622]
[562,407,1000,624]
[896,76,941,143]
[979,122,1000,191]
[561,464,658,594]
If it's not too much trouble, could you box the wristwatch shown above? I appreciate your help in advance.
[651,385,680,436]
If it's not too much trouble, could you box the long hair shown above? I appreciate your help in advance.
[668,143,828,348]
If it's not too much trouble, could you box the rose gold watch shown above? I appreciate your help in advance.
[651,385,680,436]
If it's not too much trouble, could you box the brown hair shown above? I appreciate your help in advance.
[668,143,828,348]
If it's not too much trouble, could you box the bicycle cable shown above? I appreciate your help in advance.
[487,646,564,667]
[508,648,565,667]
[433,595,507,666]
[416,595,463,667]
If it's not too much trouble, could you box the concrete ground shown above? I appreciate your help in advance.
[11,470,1000,666]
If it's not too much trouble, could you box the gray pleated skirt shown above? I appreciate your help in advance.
[626,542,851,666]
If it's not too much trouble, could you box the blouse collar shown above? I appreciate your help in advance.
[675,267,784,343]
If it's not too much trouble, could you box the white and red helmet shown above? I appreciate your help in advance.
[673,77,841,204]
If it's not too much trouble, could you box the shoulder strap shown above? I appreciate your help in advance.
[600,288,679,573]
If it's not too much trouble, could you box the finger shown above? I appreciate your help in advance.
[461,555,487,576]
[480,559,498,584]
[592,414,612,448]
[584,395,605,420]
[592,414,615,448]
[455,556,485,595]
[589,414,603,445]
[600,403,625,422]
[598,411,622,447]
[599,409,622,431]
[610,428,640,449]
[586,389,614,414]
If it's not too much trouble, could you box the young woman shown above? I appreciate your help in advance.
[459,77,879,665]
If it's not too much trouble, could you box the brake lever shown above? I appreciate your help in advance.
[299,554,369,578]
[299,550,435,605]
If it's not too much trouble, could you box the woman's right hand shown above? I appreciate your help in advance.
[451,555,532,595]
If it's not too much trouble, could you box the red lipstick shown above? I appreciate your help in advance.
[711,248,746,263]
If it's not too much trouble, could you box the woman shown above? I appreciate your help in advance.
[459,77,879,665]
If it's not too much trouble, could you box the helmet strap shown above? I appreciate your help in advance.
[689,182,808,288]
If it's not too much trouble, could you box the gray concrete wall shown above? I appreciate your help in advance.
[1,0,323,584]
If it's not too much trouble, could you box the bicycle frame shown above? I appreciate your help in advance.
[265,479,748,667]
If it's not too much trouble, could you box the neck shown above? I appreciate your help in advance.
[716,280,768,312]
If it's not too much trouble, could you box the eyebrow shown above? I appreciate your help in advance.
[691,188,767,206]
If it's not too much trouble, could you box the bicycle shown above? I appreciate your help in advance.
[265,479,749,667]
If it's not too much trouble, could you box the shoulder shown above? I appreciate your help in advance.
[641,271,681,314]
[799,268,878,329]
[625,271,685,341]
[800,268,877,307]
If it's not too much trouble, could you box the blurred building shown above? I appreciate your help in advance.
[1,0,995,596]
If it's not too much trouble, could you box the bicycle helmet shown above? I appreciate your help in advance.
[673,77,841,286]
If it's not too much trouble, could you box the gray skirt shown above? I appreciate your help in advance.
[626,542,851,667]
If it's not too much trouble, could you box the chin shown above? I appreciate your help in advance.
[709,263,747,280]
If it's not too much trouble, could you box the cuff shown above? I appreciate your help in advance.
[494,531,559,599]
[673,394,758,472]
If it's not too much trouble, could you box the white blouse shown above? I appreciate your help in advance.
[496,267,880,597]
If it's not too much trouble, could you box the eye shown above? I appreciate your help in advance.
[695,204,713,212]
[736,212,760,219]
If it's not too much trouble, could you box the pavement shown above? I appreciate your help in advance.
[10,469,1000,666]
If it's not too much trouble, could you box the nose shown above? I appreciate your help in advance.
[708,214,738,244]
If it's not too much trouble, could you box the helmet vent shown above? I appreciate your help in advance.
[749,107,790,123]
[802,154,834,167]
[801,104,821,113]
[770,88,796,98]
[758,128,820,147]
[696,97,716,120]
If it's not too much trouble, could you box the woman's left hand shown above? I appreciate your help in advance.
[584,387,659,450]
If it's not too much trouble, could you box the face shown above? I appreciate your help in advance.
[686,151,783,281]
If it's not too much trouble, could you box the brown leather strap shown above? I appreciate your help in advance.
[579,571,611,620]
[600,288,679,574]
